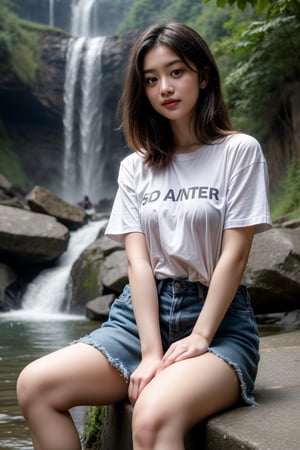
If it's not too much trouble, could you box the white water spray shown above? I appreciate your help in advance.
[22,220,105,314]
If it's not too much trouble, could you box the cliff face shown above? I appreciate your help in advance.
[0,29,136,199]
[0,30,69,195]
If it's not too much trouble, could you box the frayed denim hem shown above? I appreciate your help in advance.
[208,348,257,407]
[70,337,130,383]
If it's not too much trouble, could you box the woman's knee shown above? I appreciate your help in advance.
[17,360,50,413]
[132,394,174,447]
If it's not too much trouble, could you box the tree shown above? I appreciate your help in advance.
[0,0,40,85]
[205,0,270,14]
[213,0,300,138]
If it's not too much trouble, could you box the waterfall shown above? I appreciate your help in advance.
[63,36,105,204]
[49,0,54,27]
[22,220,105,314]
[71,0,100,38]
[62,0,106,205]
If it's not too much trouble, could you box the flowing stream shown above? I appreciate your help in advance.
[22,220,105,314]
[0,220,105,448]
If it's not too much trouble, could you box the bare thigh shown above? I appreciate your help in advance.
[133,352,240,433]
[17,343,128,410]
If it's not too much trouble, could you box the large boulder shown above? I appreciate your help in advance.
[101,250,128,293]
[0,173,28,209]
[0,204,69,265]
[247,228,300,313]
[66,236,125,314]
[86,294,116,321]
[26,185,86,230]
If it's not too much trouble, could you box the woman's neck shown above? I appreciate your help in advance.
[171,121,203,154]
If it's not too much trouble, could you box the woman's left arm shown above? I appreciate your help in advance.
[158,225,255,370]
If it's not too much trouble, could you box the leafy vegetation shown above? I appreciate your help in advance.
[0,0,40,85]
[204,0,270,14]
[271,158,300,219]
[214,0,300,139]
[84,405,108,450]
[0,119,28,187]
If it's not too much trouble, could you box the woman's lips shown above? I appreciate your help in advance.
[162,99,180,109]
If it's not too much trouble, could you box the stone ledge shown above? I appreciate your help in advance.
[96,330,300,450]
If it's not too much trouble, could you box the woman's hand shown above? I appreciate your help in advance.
[128,355,162,405]
[157,333,209,373]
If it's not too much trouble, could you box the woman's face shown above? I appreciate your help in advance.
[142,45,202,125]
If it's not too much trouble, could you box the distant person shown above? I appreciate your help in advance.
[82,194,93,210]
[17,22,272,450]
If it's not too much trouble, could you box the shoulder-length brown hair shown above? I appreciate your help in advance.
[120,22,233,169]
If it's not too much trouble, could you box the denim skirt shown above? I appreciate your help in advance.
[74,278,260,406]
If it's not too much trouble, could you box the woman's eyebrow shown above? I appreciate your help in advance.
[143,58,183,74]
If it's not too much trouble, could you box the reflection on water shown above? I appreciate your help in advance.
[0,312,96,449]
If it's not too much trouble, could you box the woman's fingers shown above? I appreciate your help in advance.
[158,334,209,372]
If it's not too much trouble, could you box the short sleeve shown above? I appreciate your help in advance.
[105,157,143,243]
[224,137,272,233]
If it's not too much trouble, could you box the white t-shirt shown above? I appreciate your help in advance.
[105,133,272,285]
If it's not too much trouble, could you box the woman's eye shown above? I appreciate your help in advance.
[171,69,183,77]
[145,77,157,85]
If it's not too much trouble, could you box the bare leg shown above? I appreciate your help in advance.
[132,353,240,450]
[17,343,128,450]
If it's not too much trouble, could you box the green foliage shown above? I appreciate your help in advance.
[0,0,40,85]
[97,0,134,21]
[82,260,99,294]
[163,0,204,24]
[214,0,300,138]
[84,406,108,450]
[117,0,170,32]
[271,158,300,219]
[117,0,252,37]
[205,0,270,14]
[0,119,28,187]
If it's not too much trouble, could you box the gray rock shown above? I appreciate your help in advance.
[0,174,28,210]
[65,235,123,314]
[86,294,115,322]
[102,250,128,292]
[0,204,69,264]
[247,228,300,313]
[26,185,86,230]
[65,241,105,314]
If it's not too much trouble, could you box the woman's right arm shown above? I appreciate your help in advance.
[124,232,163,404]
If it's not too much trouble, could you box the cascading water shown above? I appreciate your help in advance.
[49,0,54,27]
[71,0,100,38]
[21,220,105,314]
[62,0,106,204]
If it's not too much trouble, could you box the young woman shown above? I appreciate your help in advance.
[17,22,272,450]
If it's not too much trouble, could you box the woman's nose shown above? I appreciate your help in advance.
[160,78,174,95]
